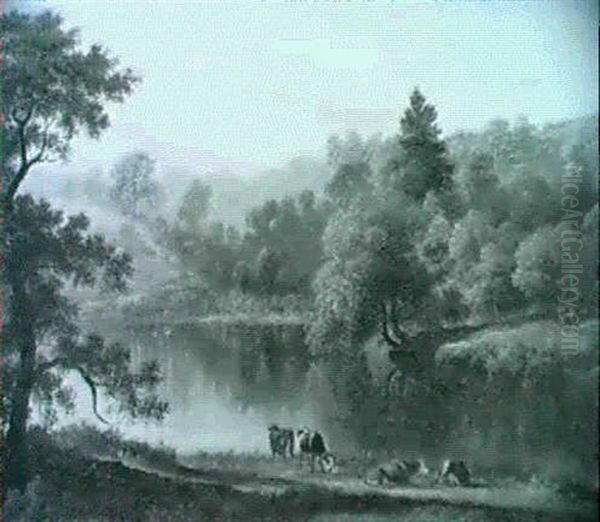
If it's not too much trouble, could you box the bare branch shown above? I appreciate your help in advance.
[74,367,109,424]
[381,300,405,347]
[389,299,405,339]
[18,121,29,170]
[5,128,31,207]
[385,368,402,399]
[380,300,421,365]
[5,107,49,207]
[26,130,50,169]
[10,105,34,126]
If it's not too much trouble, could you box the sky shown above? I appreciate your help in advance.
[10,0,600,179]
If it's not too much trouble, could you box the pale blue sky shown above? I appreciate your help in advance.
[15,0,600,176]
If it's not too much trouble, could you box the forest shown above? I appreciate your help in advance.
[2,6,598,522]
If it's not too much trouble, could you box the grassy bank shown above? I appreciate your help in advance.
[3,427,597,522]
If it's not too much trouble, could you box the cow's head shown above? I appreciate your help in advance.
[319,453,336,473]
[296,428,309,438]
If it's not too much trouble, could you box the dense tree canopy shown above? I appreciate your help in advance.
[303,92,598,448]
[309,91,455,365]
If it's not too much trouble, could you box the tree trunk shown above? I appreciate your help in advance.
[5,277,38,492]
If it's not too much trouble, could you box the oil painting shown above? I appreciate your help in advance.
[2,1,598,520]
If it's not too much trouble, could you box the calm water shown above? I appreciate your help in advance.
[54,323,339,454]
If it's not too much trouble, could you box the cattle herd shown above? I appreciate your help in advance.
[267,425,472,487]
[268,425,336,473]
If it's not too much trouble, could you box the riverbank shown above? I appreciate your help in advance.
[4,429,597,522]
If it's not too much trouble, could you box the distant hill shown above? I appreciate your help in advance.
[25,153,330,230]
[164,154,331,228]
[23,114,597,231]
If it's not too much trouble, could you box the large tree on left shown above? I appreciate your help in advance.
[2,11,167,492]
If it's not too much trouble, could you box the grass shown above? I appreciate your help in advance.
[4,426,597,522]
[175,448,597,520]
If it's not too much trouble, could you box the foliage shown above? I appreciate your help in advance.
[435,320,598,481]
[2,9,163,492]
[4,195,168,424]
[325,131,374,207]
[2,10,138,205]
[109,151,160,219]
[309,91,453,362]
[162,219,240,291]
[380,88,453,200]
[512,225,561,301]
[243,191,330,295]
[435,116,598,321]
[177,179,213,229]
[436,321,596,376]
[158,187,329,297]
[122,273,218,324]
[305,90,597,460]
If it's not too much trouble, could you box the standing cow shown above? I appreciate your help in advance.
[268,425,295,459]
[297,428,334,473]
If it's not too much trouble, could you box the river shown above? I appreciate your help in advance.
[51,322,340,454]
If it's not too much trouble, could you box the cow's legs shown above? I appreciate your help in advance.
[271,446,279,460]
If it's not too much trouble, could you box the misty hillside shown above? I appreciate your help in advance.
[25,113,598,316]
[25,154,330,230]
[28,114,597,230]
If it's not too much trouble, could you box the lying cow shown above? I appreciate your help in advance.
[268,425,295,459]
[297,428,334,473]
[377,458,428,486]
[437,459,471,486]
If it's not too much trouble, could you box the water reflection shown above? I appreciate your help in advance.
[56,323,336,453]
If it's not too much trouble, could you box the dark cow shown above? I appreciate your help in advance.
[438,459,471,486]
[297,428,331,472]
[268,425,294,459]
[377,458,428,485]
